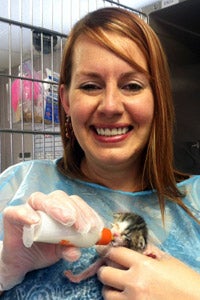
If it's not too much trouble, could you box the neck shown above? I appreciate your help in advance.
[81,159,144,192]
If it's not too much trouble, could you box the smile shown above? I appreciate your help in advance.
[96,127,130,137]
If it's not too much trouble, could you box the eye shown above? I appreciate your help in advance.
[80,83,101,92]
[121,232,131,241]
[122,82,143,92]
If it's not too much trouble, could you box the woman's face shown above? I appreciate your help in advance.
[61,34,154,174]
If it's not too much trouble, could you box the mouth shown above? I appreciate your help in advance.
[94,126,132,137]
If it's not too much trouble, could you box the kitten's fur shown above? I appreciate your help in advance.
[64,212,148,283]
[111,212,148,252]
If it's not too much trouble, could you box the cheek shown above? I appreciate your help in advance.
[68,94,90,125]
[130,96,154,126]
[71,110,85,135]
[70,101,94,137]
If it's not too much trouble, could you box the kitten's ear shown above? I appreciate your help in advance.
[113,212,121,220]
[110,223,115,228]
[138,236,146,251]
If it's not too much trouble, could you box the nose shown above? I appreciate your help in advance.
[97,85,124,117]
[113,232,119,238]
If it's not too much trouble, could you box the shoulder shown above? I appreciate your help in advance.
[1,159,56,175]
[178,175,200,212]
[177,175,200,189]
[0,159,57,185]
[0,160,60,209]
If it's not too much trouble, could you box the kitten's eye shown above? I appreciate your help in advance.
[122,233,131,241]
[123,229,132,238]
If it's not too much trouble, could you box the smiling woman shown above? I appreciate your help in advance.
[59,35,154,191]
[0,6,200,300]
[57,7,187,209]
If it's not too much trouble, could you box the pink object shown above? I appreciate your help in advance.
[11,78,41,112]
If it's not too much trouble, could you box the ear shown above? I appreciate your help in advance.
[60,84,70,115]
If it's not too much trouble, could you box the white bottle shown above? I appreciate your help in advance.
[23,211,112,248]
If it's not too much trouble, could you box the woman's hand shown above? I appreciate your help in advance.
[0,190,104,291]
[97,245,200,300]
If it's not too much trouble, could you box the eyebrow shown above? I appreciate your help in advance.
[74,71,103,80]
[120,71,147,79]
[74,70,148,80]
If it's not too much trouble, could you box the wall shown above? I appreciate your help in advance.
[149,0,200,173]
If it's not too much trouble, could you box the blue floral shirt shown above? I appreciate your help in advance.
[0,159,200,299]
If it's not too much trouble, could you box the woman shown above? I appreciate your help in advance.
[0,7,200,299]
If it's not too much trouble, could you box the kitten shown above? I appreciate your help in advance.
[64,212,148,283]
[111,212,148,252]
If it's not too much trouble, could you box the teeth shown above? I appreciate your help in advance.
[96,127,129,136]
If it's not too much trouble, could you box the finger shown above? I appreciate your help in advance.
[97,265,125,291]
[103,246,163,269]
[69,195,104,233]
[28,191,77,225]
[102,286,126,300]
[28,191,103,233]
[27,191,48,210]
[3,204,40,226]
[101,246,142,269]
[49,192,103,230]
[3,205,40,249]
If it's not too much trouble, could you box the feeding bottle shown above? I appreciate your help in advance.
[23,211,112,248]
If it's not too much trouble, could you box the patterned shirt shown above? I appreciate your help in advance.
[0,159,200,299]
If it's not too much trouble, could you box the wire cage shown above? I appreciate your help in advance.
[0,0,146,173]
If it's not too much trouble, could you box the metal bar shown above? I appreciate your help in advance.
[0,73,59,85]
[8,4,14,166]
[20,7,25,159]
[0,129,60,135]
[51,0,55,158]
[41,0,45,159]
[0,17,68,38]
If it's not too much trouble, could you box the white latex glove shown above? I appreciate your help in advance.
[0,190,104,291]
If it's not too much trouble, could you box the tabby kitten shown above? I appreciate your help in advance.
[111,212,148,252]
[64,212,148,283]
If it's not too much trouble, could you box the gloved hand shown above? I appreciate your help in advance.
[0,190,104,291]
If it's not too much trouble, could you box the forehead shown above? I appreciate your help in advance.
[72,33,148,72]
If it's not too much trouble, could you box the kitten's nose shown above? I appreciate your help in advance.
[112,232,119,238]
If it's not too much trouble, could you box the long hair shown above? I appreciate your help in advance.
[58,7,196,223]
